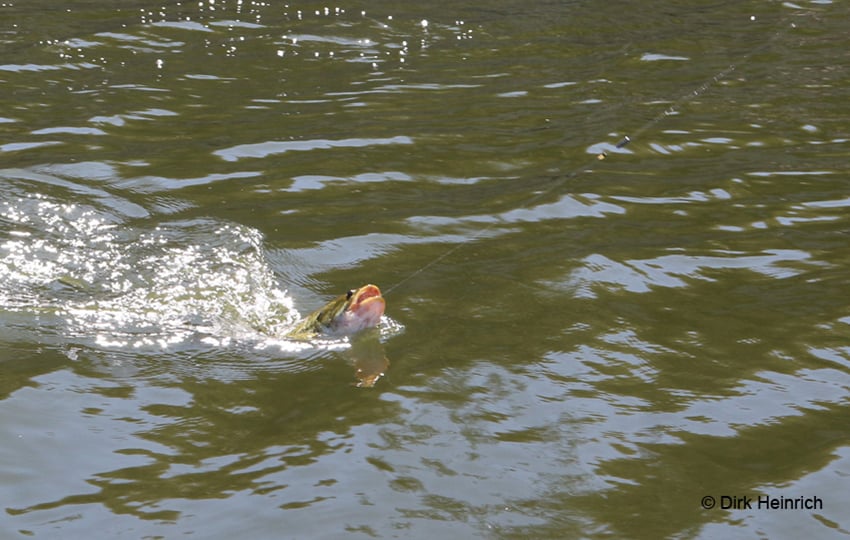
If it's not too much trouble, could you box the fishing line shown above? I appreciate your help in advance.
[383,8,804,297]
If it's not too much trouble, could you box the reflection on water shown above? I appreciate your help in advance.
[349,333,390,387]
[2,0,850,538]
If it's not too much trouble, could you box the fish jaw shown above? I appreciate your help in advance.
[333,284,385,335]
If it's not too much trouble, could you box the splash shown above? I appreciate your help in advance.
[0,189,298,352]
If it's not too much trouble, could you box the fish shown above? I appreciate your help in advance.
[285,284,386,340]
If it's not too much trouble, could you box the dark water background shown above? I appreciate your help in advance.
[2,0,849,538]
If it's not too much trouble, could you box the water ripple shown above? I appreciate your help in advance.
[213,135,413,162]
[569,249,819,296]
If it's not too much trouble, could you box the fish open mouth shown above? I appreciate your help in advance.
[342,284,385,332]
[350,284,383,309]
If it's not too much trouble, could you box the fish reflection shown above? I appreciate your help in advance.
[347,333,390,388]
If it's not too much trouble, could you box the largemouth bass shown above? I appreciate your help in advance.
[286,284,386,340]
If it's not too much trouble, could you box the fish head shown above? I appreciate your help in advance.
[313,284,386,336]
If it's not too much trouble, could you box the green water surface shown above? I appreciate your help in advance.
[1,1,849,538]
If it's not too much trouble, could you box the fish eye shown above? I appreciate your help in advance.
[346,289,355,300]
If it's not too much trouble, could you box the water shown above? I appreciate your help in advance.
[2,1,849,538]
